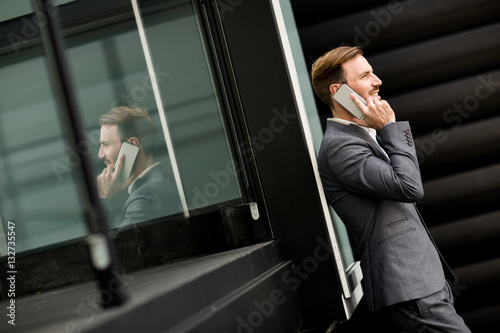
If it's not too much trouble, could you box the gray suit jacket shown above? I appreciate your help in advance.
[317,120,454,312]
[102,163,181,229]
[120,163,181,227]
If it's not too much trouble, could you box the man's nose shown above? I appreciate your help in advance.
[98,146,105,160]
[373,74,382,87]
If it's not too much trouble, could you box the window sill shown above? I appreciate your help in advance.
[5,241,300,332]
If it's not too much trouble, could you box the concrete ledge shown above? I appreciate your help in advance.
[1,241,300,333]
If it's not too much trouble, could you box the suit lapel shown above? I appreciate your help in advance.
[375,135,390,162]
[329,121,390,162]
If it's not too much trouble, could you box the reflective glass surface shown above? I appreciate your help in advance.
[0,0,244,253]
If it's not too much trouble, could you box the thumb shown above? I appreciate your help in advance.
[352,117,368,127]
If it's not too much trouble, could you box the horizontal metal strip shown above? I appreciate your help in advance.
[419,163,500,209]
[388,68,500,134]
[461,304,500,331]
[299,0,500,55]
[414,115,500,171]
[454,257,500,287]
[430,210,500,250]
[367,22,500,95]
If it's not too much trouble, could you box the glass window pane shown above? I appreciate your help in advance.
[139,0,243,212]
[0,1,261,330]
[65,20,186,228]
[0,0,254,286]
[0,47,88,253]
[63,0,244,230]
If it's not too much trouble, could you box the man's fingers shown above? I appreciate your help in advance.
[368,96,378,104]
[100,166,111,178]
[350,93,367,110]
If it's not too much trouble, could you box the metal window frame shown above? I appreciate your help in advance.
[33,0,128,307]
[269,0,363,320]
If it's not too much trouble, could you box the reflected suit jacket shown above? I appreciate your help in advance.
[317,120,455,312]
[120,163,181,227]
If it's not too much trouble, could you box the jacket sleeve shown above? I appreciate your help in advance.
[120,188,164,227]
[327,121,424,202]
[100,197,122,229]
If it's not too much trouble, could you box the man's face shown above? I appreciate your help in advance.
[342,55,382,101]
[98,124,122,168]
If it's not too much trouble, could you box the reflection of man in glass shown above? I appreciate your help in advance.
[97,106,180,228]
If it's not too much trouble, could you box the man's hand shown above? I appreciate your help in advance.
[97,155,132,198]
[350,93,396,130]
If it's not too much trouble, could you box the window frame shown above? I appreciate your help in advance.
[0,0,272,297]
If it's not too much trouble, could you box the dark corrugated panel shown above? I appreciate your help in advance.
[298,0,500,55]
[388,70,500,135]
[430,210,500,267]
[414,116,500,178]
[418,163,500,224]
[366,22,500,96]
[452,258,500,315]
[293,0,500,329]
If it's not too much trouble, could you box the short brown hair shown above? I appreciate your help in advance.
[311,46,363,109]
[99,106,157,156]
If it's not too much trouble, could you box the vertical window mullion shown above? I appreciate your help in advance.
[130,0,190,218]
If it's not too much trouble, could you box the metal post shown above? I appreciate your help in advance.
[130,0,190,218]
[33,0,127,307]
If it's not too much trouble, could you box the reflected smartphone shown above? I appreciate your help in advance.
[114,142,139,182]
[333,84,367,120]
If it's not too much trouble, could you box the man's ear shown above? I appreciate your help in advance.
[329,83,341,96]
[127,137,140,147]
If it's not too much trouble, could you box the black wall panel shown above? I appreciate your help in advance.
[292,0,500,330]
[215,0,351,329]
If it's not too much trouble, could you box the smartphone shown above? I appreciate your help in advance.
[333,84,367,120]
[114,142,139,182]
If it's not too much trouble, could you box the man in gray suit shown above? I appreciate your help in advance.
[97,106,180,228]
[313,46,471,332]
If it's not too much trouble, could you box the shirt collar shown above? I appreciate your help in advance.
[128,162,161,195]
[328,118,377,140]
